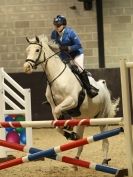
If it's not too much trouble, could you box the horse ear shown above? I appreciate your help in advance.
[26,37,30,43]
[35,36,40,43]
[43,36,48,43]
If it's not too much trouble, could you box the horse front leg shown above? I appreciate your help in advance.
[45,87,65,137]
[51,109,65,137]
[54,96,80,140]
[50,105,66,137]
[54,96,76,118]
[100,125,111,165]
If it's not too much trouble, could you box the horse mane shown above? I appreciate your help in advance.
[37,34,60,52]
[27,34,59,51]
[48,40,60,52]
[35,34,62,63]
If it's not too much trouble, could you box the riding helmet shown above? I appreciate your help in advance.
[53,15,67,26]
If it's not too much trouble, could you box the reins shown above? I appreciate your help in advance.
[34,50,61,68]
[48,64,67,86]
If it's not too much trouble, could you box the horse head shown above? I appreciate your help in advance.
[24,35,49,74]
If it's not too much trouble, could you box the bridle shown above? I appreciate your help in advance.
[25,42,67,85]
[25,42,43,69]
[25,42,61,69]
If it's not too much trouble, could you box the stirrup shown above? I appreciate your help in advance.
[87,91,98,98]
[90,85,99,92]
[87,86,99,98]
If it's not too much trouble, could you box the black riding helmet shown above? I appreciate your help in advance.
[53,15,67,26]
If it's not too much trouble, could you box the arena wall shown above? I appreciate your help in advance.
[0,0,132,72]
[9,68,122,120]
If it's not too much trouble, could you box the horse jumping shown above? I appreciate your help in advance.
[23,35,119,165]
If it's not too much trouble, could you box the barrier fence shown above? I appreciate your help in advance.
[0,67,32,157]
[0,59,133,177]
[0,117,123,128]
[0,127,125,176]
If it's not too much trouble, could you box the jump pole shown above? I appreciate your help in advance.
[0,127,124,175]
[0,137,126,176]
[120,59,133,177]
[0,117,123,128]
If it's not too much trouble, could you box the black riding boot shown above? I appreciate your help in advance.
[79,70,99,98]
[70,65,99,98]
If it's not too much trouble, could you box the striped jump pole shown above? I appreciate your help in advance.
[0,117,123,128]
[0,127,124,175]
[0,138,126,176]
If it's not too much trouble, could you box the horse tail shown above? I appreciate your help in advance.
[99,80,120,118]
[109,97,120,117]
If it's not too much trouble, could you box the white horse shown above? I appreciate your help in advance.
[24,35,119,165]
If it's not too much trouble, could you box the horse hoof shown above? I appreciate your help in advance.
[64,131,79,140]
[102,158,111,165]
[63,126,73,131]
[71,156,79,171]
[115,168,128,177]
[72,165,78,171]
[70,132,79,140]
[75,156,79,159]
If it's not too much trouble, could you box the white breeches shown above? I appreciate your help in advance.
[74,54,84,71]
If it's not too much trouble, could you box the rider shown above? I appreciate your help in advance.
[51,15,99,98]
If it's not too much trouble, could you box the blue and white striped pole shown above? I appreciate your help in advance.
[0,127,124,175]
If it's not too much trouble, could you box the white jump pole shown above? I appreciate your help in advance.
[120,59,133,177]
[0,117,123,128]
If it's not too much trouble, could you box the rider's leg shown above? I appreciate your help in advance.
[79,69,99,98]
[74,53,84,70]
[71,54,99,98]
[71,65,98,98]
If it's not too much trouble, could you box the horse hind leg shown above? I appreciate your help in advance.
[100,125,111,165]
[75,126,85,158]
[72,126,85,171]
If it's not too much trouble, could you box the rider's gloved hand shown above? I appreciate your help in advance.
[59,46,70,51]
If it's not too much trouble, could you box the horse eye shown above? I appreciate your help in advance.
[36,49,40,52]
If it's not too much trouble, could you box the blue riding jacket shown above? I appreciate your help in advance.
[51,27,83,62]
